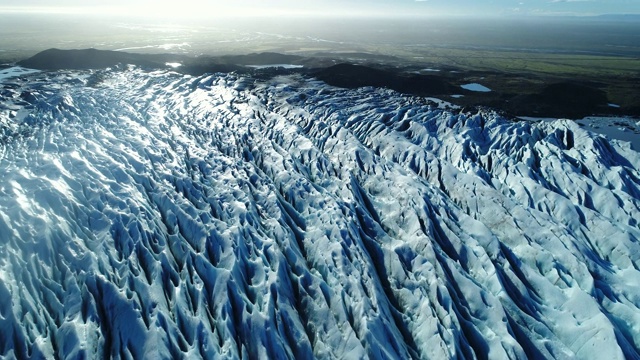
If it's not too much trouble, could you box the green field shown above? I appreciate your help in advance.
[407,49,640,77]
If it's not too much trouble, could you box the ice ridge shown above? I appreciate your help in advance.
[0,68,639,359]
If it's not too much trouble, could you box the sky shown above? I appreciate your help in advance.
[0,0,638,18]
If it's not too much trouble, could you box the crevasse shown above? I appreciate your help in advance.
[0,68,639,359]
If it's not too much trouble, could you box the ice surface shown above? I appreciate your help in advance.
[520,116,640,152]
[576,116,640,152]
[0,66,40,83]
[0,68,639,359]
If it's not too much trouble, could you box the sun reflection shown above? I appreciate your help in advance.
[0,1,442,19]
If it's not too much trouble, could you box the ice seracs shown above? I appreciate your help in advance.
[0,67,639,359]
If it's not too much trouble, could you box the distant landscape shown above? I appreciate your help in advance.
[2,14,639,119]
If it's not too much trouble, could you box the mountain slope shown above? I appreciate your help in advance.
[1,68,639,359]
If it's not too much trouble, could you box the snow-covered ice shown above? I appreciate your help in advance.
[0,68,639,359]
[520,116,640,152]
[0,66,40,83]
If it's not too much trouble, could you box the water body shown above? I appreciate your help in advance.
[461,83,492,92]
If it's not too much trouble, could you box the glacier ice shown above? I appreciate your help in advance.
[0,67,639,359]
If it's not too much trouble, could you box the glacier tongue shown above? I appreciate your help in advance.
[1,68,639,359]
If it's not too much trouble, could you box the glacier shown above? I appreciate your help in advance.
[0,66,639,359]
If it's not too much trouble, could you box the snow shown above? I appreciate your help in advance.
[0,66,40,82]
[0,67,639,359]
[422,97,460,110]
[519,116,640,152]
[460,83,492,92]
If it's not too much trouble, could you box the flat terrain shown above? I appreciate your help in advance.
[379,48,640,117]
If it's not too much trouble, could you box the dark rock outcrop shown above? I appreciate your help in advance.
[17,48,176,70]
[313,63,456,96]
